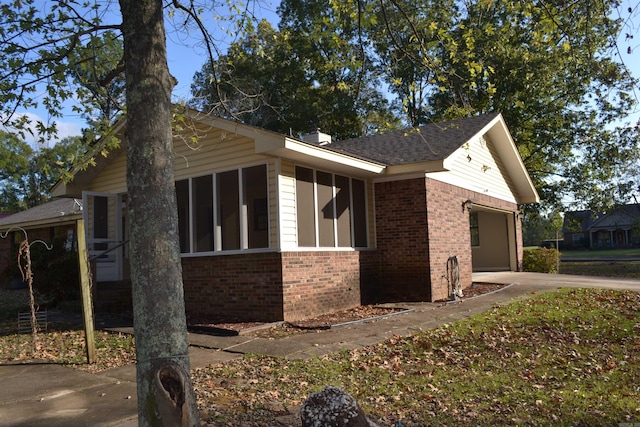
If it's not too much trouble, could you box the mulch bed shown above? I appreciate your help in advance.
[188,282,508,337]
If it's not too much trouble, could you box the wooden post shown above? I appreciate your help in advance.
[76,220,96,364]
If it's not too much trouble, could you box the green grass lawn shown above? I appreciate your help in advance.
[560,260,640,279]
[561,248,640,258]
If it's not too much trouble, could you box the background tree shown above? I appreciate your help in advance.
[366,0,459,127]
[67,30,126,141]
[366,0,640,212]
[0,131,84,211]
[191,5,400,139]
[0,131,32,212]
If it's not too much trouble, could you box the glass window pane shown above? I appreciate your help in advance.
[193,175,214,252]
[470,211,480,247]
[243,165,269,249]
[352,179,368,247]
[296,166,316,247]
[176,179,190,253]
[335,175,351,247]
[317,171,335,247]
[217,170,240,250]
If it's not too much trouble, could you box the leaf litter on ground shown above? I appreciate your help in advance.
[192,288,640,426]
[1,287,639,425]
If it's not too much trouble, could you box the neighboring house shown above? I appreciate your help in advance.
[562,204,640,249]
[51,109,539,322]
[0,198,82,284]
[561,210,600,249]
[588,204,640,249]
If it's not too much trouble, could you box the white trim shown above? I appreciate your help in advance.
[82,191,123,282]
[256,137,386,175]
[275,158,282,250]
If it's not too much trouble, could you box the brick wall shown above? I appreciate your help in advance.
[1,226,70,288]
[181,250,377,323]
[424,179,474,301]
[281,250,377,322]
[0,235,13,280]
[373,177,521,303]
[425,178,521,300]
[181,252,284,322]
[374,178,431,302]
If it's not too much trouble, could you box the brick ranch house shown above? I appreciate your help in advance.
[47,109,538,322]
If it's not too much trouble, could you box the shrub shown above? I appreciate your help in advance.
[523,247,559,273]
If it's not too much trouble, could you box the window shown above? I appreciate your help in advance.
[175,164,269,254]
[176,180,190,253]
[295,166,368,248]
[217,169,240,250]
[469,211,480,247]
[295,166,316,246]
[243,165,269,248]
[193,175,214,252]
[93,195,109,251]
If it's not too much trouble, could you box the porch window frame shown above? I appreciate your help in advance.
[294,165,369,249]
[176,162,270,255]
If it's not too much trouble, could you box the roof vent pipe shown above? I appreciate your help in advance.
[301,128,332,146]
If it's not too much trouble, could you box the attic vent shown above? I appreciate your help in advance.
[301,128,332,146]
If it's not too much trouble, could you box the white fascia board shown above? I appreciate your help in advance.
[255,137,386,175]
[0,215,81,232]
[384,160,447,176]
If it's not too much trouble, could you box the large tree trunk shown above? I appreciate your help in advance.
[118,0,200,425]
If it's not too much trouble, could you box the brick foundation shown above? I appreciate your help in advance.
[180,250,378,323]
[281,250,378,322]
[181,252,284,322]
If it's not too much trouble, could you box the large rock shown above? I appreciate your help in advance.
[301,386,379,427]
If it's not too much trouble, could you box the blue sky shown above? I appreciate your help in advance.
[7,0,640,145]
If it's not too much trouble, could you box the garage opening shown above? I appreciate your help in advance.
[470,207,517,272]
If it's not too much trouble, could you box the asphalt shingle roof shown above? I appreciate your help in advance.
[328,113,500,165]
[0,198,82,229]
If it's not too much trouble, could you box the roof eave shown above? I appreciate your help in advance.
[385,160,447,175]
[256,137,386,176]
[0,214,81,232]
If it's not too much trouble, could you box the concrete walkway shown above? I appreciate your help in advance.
[1,272,639,426]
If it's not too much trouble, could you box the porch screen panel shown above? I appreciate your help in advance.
[217,169,240,250]
[295,166,316,247]
[176,179,190,253]
[317,171,335,247]
[335,174,352,247]
[193,175,214,252]
[243,164,269,249]
[351,178,367,247]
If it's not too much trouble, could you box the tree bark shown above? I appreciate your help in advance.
[118,0,199,425]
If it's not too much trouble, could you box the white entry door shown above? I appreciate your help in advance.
[82,191,123,282]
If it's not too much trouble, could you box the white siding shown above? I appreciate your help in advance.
[278,160,298,249]
[429,134,518,203]
[91,126,273,193]
[267,158,278,247]
[89,151,128,193]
